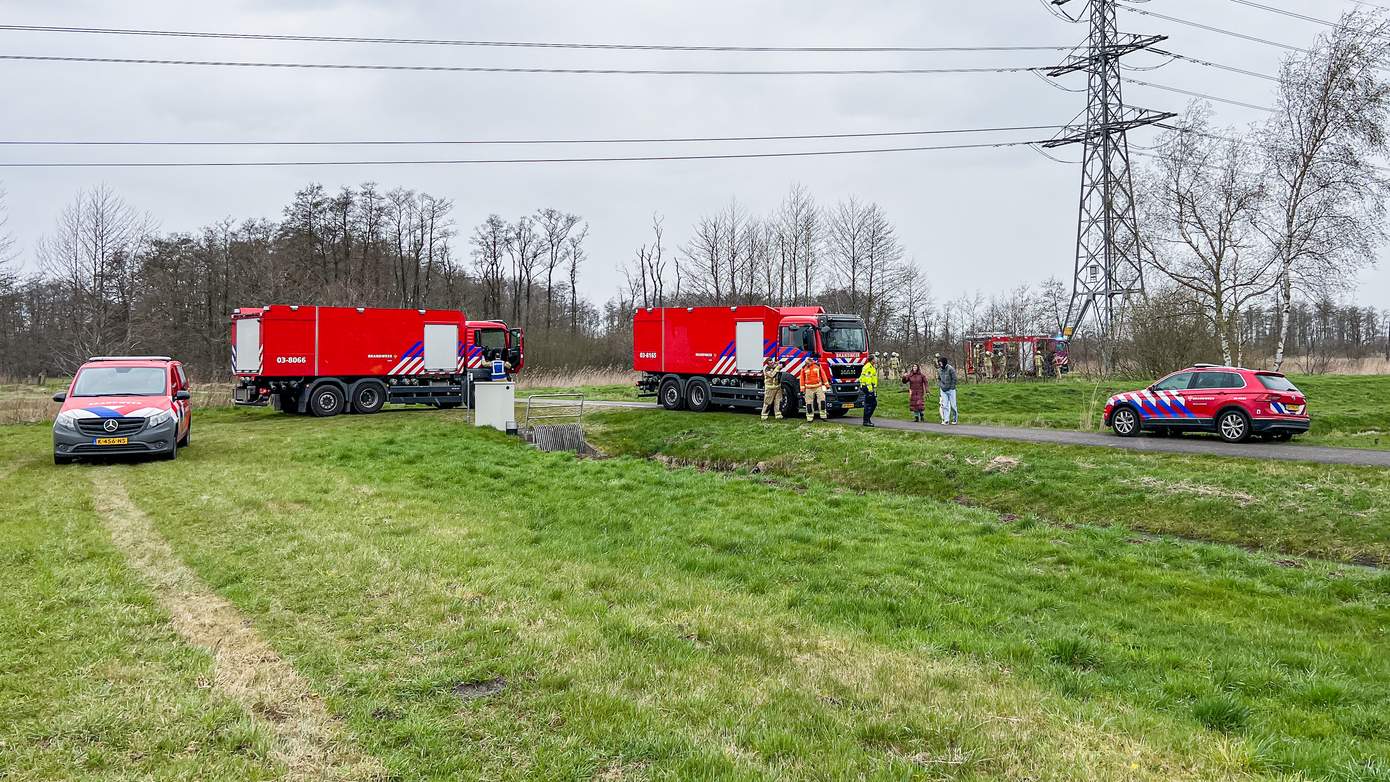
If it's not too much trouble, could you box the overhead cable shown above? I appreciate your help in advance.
[0,23,1076,53]
[0,53,1047,76]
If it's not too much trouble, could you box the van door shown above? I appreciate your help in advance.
[423,324,459,373]
[233,318,261,373]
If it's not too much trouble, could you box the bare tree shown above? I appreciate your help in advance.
[506,215,542,329]
[535,207,582,331]
[470,215,508,318]
[1142,109,1278,365]
[566,224,589,334]
[1259,10,1390,370]
[775,184,821,302]
[36,185,154,363]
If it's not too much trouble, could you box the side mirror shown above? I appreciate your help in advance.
[174,390,191,401]
[52,391,67,403]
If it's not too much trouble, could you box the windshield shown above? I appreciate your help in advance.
[1256,374,1300,392]
[71,366,167,397]
[822,322,868,353]
[475,329,506,350]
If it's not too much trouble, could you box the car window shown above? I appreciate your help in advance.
[71,366,167,397]
[175,365,188,389]
[1152,372,1193,391]
[1256,374,1299,392]
[1192,371,1245,390]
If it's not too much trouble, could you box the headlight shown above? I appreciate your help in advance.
[145,410,175,428]
[54,412,78,431]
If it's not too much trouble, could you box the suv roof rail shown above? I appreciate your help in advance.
[1191,363,1221,368]
[87,355,172,362]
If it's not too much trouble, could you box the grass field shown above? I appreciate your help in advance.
[526,373,1390,450]
[2,406,1388,780]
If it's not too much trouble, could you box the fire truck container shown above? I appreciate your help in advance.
[231,305,523,416]
[633,306,870,417]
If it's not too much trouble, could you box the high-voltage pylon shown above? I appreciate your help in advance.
[1043,0,1174,366]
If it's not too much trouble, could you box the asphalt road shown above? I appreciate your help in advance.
[564,398,1390,468]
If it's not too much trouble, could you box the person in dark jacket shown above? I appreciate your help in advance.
[901,363,930,423]
[937,354,959,425]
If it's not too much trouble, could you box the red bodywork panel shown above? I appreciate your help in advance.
[633,306,863,379]
[232,306,470,379]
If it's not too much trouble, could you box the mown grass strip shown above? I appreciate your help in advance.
[88,471,384,782]
[0,454,282,781]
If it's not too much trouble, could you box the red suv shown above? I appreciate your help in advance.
[1103,365,1309,443]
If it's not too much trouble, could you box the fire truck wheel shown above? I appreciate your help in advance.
[686,379,711,412]
[659,378,685,411]
[350,381,387,414]
[778,381,800,418]
[309,385,346,417]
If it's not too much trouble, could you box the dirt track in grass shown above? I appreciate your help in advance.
[89,472,383,782]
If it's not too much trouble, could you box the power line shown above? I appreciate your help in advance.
[0,24,1077,54]
[0,139,1045,168]
[0,123,1068,147]
[1117,4,1308,52]
[1229,0,1388,37]
[1149,48,1281,82]
[1123,78,1275,111]
[0,53,1047,76]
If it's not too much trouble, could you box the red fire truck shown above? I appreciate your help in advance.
[964,333,1069,380]
[231,305,523,416]
[633,306,869,417]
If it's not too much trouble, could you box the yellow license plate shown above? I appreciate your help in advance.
[843,404,855,410]
[93,437,128,446]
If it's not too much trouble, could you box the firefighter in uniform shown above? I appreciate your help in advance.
[888,352,902,383]
[760,356,784,421]
[860,355,880,427]
[801,354,829,422]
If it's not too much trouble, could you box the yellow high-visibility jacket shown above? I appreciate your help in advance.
[859,362,879,392]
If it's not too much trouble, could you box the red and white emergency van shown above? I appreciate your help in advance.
[231,305,522,416]
[633,306,869,417]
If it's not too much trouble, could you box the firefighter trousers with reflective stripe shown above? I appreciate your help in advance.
[804,386,827,420]
[762,386,783,419]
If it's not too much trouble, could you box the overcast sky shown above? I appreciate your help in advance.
[0,0,1385,311]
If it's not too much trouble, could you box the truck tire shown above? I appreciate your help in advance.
[308,384,345,417]
[659,377,685,411]
[350,380,387,414]
[686,378,711,412]
[778,380,800,419]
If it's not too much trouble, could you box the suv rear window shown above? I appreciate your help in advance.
[1256,374,1299,392]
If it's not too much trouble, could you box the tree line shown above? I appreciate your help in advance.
[0,182,629,379]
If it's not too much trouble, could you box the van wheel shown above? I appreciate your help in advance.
[54,454,74,465]
[1217,410,1251,443]
[162,440,178,461]
[686,379,711,412]
[659,378,685,411]
[309,385,345,418]
[177,426,190,448]
[1110,406,1140,437]
[351,381,387,414]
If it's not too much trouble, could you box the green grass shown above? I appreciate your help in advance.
[587,409,1390,567]
[0,453,281,780]
[3,408,1389,779]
